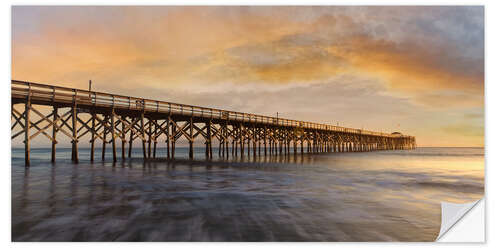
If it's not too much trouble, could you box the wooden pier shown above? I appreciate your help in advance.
[11,80,416,166]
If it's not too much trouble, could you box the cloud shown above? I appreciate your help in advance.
[441,124,484,137]
[12,7,483,93]
[11,6,484,146]
[186,13,483,109]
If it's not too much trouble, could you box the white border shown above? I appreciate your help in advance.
[2,1,496,249]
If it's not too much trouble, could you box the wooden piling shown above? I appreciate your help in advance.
[102,116,107,160]
[128,117,134,158]
[121,115,126,160]
[90,112,95,162]
[247,133,250,157]
[189,118,194,159]
[225,123,229,158]
[239,124,244,157]
[207,120,212,159]
[71,104,79,163]
[147,119,152,158]
[111,110,117,163]
[24,100,31,166]
[171,120,176,159]
[141,112,147,159]
[153,120,157,159]
[263,127,267,156]
[51,107,58,163]
[166,118,170,159]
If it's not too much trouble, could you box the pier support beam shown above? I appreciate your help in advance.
[24,101,31,166]
[111,110,117,163]
[166,118,170,159]
[128,117,134,158]
[206,121,212,159]
[121,115,126,160]
[102,116,107,161]
[171,120,176,159]
[152,120,158,159]
[263,127,267,157]
[240,124,244,157]
[71,104,79,163]
[224,123,229,158]
[253,126,257,158]
[51,107,58,163]
[147,119,152,158]
[90,112,96,162]
[141,113,147,159]
[189,118,194,159]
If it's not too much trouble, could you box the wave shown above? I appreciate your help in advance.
[378,152,484,157]
[413,180,484,193]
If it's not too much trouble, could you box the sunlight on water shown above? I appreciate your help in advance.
[11,147,483,241]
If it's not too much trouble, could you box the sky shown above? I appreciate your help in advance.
[11,6,484,147]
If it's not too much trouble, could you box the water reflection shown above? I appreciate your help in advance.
[12,147,483,241]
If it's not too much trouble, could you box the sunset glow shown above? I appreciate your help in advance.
[12,6,484,147]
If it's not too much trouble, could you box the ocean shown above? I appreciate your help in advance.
[11,147,484,241]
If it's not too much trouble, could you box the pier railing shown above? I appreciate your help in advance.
[11,80,413,139]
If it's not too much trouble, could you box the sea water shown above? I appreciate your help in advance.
[11,147,484,241]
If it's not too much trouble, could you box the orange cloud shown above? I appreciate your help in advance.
[12,6,308,88]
